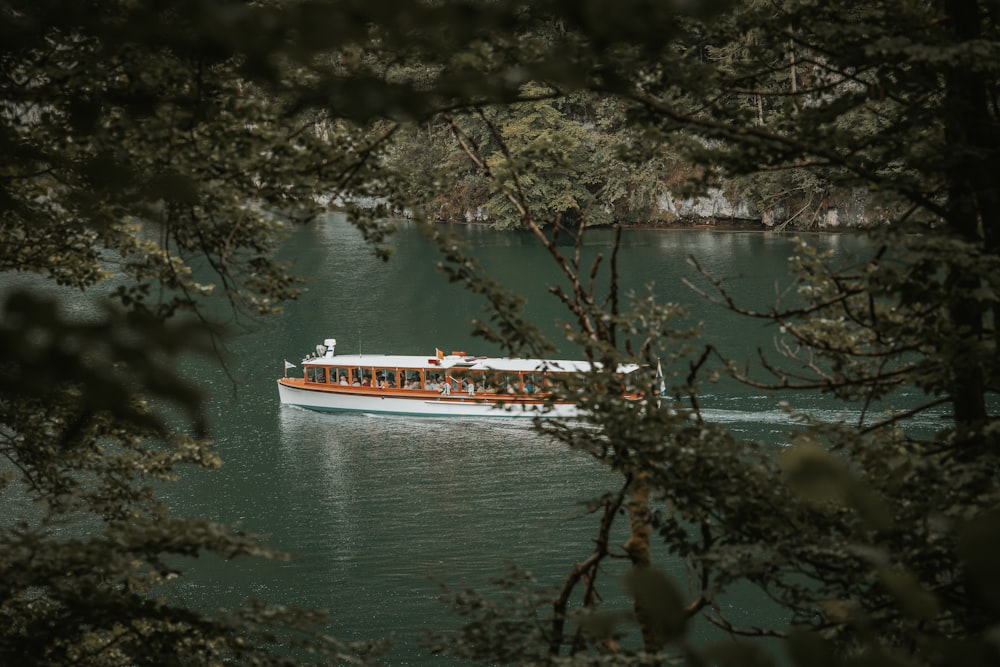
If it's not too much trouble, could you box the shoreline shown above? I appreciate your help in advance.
[335,207,869,233]
[429,216,864,234]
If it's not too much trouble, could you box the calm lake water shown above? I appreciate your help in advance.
[164,216,879,663]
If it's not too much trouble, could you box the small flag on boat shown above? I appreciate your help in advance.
[284,360,296,370]
[435,348,444,360]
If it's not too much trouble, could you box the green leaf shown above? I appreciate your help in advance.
[958,510,1000,614]
[876,567,941,621]
[623,565,688,644]
[785,630,838,667]
[780,442,891,530]
[697,639,777,667]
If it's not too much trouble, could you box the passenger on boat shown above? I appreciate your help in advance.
[352,376,361,386]
[440,381,451,395]
[339,374,348,385]
[361,376,371,387]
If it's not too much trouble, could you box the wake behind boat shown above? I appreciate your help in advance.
[277,338,640,418]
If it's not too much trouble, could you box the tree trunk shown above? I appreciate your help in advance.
[940,0,997,453]
[624,472,658,652]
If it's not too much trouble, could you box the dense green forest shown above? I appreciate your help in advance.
[383,87,689,228]
[1,0,999,665]
[386,86,861,230]
[375,17,889,231]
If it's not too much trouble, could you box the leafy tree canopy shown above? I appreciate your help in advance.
[2,0,999,665]
[0,0,389,663]
[336,0,1000,664]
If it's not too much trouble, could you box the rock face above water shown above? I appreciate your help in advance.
[370,184,883,231]
[657,187,877,231]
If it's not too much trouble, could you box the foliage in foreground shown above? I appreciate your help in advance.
[0,0,389,663]
[400,0,1000,665]
[2,0,999,665]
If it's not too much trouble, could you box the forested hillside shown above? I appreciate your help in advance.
[377,22,887,231]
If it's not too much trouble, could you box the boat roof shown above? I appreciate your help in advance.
[300,351,639,374]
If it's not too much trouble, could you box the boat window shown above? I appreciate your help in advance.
[306,366,329,383]
[375,369,397,388]
[623,369,643,395]
[450,370,477,394]
[470,371,487,392]
[481,372,500,394]
[498,372,520,394]
[481,371,518,394]
[334,369,349,385]
[403,369,422,390]
[351,367,372,387]
[425,372,446,391]
[522,373,543,394]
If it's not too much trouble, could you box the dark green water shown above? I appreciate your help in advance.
[164,216,881,663]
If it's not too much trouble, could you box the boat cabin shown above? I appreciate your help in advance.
[278,338,641,418]
[295,350,571,398]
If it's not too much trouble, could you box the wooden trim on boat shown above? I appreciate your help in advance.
[277,339,642,417]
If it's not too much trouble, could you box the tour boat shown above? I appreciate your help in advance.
[277,338,641,418]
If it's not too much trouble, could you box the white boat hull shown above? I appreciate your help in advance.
[277,381,581,418]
